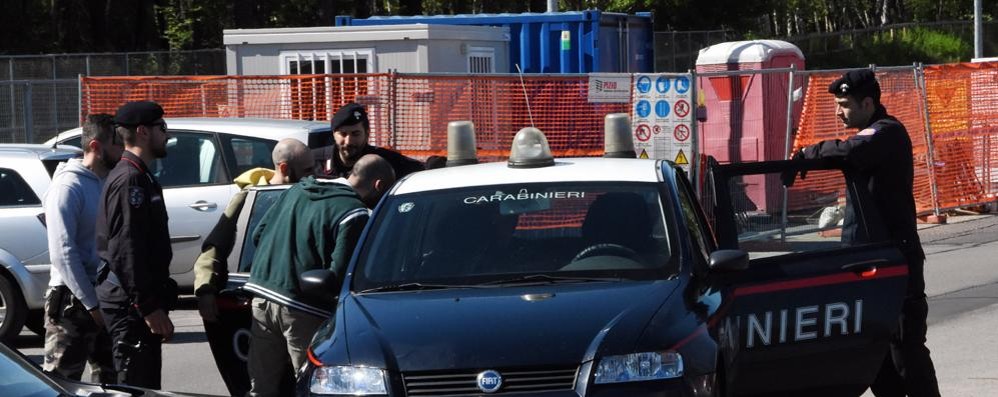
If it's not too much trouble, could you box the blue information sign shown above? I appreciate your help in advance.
[635,100,651,118]
[636,76,652,93]
[655,76,671,93]
[655,100,670,117]
[675,76,691,94]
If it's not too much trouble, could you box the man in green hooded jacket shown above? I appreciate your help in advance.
[243,154,395,397]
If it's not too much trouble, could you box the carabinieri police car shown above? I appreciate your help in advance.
[293,120,911,396]
[233,117,909,397]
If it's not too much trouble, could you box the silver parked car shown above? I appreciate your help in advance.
[0,144,82,341]
[45,118,333,290]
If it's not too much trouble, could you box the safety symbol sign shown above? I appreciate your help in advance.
[655,100,670,118]
[636,76,652,93]
[635,124,652,142]
[655,76,671,93]
[653,125,662,134]
[675,76,691,94]
[674,149,689,165]
[674,124,690,142]
[638,149,649,159]
[674,99,691,118]
[635,100,651,118]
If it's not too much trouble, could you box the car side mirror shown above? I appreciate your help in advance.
[299,269,340,304]
[708,249,749,273]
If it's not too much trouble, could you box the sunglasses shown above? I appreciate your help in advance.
[147,121,168,132]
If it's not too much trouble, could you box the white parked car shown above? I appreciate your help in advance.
[45,118,333,290]
[0,144,82,341]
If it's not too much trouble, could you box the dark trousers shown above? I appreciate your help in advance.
[41,286,116,383]
[870,257,940,397]
[100,302,163,390]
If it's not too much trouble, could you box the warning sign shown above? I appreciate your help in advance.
[674,99,691,118]
[674,149,689,165]
[635,124,652,142]
[632,73,695,172]
[674,124,690,142]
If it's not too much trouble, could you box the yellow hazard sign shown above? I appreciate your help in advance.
[638,149,649,159]
[674,149,688,165]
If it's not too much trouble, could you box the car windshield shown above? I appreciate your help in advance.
[0,345,66,397]
[353,182,676,291]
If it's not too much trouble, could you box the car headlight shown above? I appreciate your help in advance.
[310,365,387,395]
[593,351,683,384]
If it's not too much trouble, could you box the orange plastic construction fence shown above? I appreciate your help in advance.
[790,68,934,214]
[81,73,629,162]
[923,62,998,211]
[81,74,397,146]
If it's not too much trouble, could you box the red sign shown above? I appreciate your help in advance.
[635,124,652,142]
[674,124,691,142]
[674,99,691,118]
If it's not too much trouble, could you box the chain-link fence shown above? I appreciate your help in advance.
[0,49,225,80]
[0,79,79,143]
[655,30,737,73]
[0,49,225,143]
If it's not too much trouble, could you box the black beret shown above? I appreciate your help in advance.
[114,101,164,126]
[331,102,368,131]
[828,69,880,100]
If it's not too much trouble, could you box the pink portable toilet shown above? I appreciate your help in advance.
[695,40,804,214]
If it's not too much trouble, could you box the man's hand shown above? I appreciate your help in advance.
[198,292,219,323]
[144,309,175,341]
[781,150,808,187]
[88,308,105,330]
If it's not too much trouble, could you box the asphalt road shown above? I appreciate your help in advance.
[11,214,998,396]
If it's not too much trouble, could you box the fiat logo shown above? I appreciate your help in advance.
[476,370,503,393]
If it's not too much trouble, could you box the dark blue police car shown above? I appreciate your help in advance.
[284,127,908,396]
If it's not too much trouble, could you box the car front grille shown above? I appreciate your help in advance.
[402,366,578,396]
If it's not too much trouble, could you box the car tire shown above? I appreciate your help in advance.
[0,274,27,342]
[25,310,44,336]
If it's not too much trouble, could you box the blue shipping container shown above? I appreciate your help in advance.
[335,11,654,74]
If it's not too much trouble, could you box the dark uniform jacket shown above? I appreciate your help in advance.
[800,106,924,260]
[96,151,174,316]
[312,144,424,179]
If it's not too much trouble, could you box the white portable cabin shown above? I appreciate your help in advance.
[223,24,510,75]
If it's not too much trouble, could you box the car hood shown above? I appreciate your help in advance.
[329,280,681,371]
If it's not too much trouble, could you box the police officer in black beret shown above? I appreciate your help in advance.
[785,70,940,397]
[312,102,424,180]
[95,100,177,389]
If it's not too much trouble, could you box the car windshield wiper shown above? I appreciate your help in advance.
[358,282,480,293]
[479,274,620,286]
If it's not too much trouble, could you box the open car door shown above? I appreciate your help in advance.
[203,184,295,397]
[706,158,908,396]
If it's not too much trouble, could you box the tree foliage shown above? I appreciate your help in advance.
[0,0,994,54]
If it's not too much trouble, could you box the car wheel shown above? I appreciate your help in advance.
[0,275,27,342]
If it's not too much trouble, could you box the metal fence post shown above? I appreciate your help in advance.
[389,71,398,149]
[53,58,59,133]
[690,69,701,192]
[915,63,942,216]
[780,64,797,243]
[78,74,83,124]
[8,60,15,140]
[23,82,33,143]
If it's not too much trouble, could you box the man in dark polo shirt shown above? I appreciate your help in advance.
[312,102,424,179]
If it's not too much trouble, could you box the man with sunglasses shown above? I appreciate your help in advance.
[95,100,177,389]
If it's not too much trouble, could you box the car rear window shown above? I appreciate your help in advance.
[353,182,676,291]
